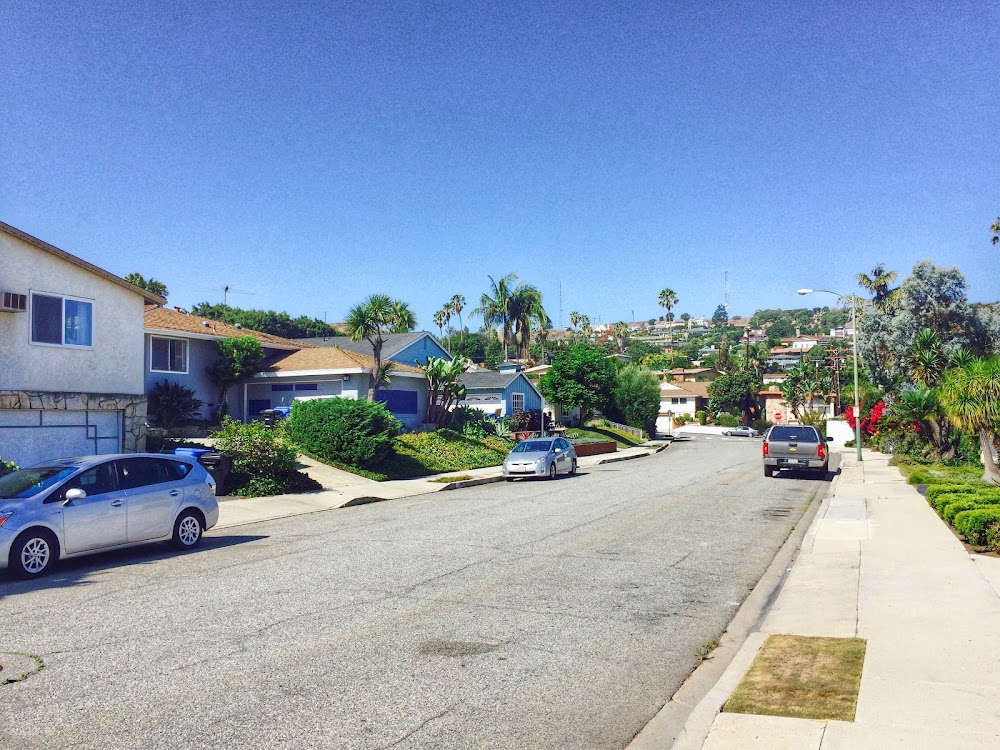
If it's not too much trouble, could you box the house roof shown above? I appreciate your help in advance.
[295,332,440,360]
[459,371,542,398]
[264,347,422,375]
[662,381,712,398]
[1,220,165,305]
[145,306,307,350]
[669,367,718,375]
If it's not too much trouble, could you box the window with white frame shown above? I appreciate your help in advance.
[511,392,525,412]
[150,337,188,373]
[31,292,93,347]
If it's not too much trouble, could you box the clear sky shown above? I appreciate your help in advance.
[3,1,998,330]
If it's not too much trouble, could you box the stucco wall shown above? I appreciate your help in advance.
[0,231,146,394]
[144,335,219,421]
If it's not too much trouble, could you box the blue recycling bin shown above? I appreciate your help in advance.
[173,447,212,460]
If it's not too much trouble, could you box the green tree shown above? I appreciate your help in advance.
[658,288,679,348]
[449,294,466,343]
[510,283,549,361]
[421,356,470,426]
[939,356,1000,485]
[612,321,630,354]
[857,264,901,313]
[610,364,660,435]
[708,370,762,425]
[712,304,729,326]
[433,308,449,342]
[206,336,266,418]
[190,302,336,338]
[539,342,616,421]
[991,217,999,245]
[475,273,519,360]
[345,294,415,401]
[125,272,168,300]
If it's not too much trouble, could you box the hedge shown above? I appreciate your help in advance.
[943,498,998,524]
[954,508,1000,546]
[926,484,979,506]
[290,398,402,468]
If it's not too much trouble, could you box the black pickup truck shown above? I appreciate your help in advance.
[762,424,832,478]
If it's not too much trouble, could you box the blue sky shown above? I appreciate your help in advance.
[3,1,998,330]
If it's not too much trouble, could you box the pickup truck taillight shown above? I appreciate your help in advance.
[817,443,826,459]
[762,441,769,456]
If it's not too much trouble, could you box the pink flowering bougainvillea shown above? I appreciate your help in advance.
[845,400,885,437]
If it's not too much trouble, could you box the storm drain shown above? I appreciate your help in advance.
[761,506,794,519]
[0,652,43,684]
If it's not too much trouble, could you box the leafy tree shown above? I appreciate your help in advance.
[856,264,901,313]
[680,312,691,322]
[207,337,266,418]
[421,356,470,426]
[444,331,487,362]
[609,364,660,435]
[289,398,402,468]
[708,370,762,425]
[939,356,1000,485]
[345,294,416,400]
[626,340,661,361]
[539,342,616,421]
[125,272,168,300]
[190,302,337,338]
[712,304,729,326]
[779,361,833,420]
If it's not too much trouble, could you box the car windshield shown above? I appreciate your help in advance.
[512,440,553,453]
[768,426,819,443]
[0,466,78,499]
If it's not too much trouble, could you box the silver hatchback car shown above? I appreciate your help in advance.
[503,438,578,481]
[0,454,220,578]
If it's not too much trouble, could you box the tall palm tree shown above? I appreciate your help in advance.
[569,311,583,330]
[658,288,679,350]
[474,273,519,361]
[856,264,901,313]
[449,294,466,344]
[940,356,1000,485]
[612,321,630,354]
[510,283,549,361]
[345,294,413,400]
[433,308,449,345]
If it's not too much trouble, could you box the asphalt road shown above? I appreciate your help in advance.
[0,434,828,750]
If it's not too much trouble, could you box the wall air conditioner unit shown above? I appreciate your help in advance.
[0,292,27,313]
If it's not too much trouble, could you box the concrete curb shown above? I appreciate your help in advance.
[440,475,507,491]
[625,460,834,750]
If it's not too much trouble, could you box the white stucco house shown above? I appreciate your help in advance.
[0,221,163,467]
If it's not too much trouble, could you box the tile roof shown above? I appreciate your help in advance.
[295,332,431,358]
[265,347,421,375]
[144,306,308,349]
[2,220,165,305]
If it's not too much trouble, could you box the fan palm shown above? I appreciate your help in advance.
[474,274,518,361]
[449,295,466,343]
[856,264,901,313]
[510,283,549,361]
[658,288,679,349]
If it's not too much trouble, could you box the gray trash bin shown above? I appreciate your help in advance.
[260,409,279,428]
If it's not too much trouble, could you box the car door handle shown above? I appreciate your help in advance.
[111,500,125,507]
[169,490,181,497]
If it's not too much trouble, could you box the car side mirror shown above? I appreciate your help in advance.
[63,488,87,505]
[554,448,561,453]
[826,436,834,442]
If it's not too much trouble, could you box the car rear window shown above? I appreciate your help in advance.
[768,426,819,443]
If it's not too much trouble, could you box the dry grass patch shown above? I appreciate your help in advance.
[724,634,866,722]
[427,474,475,483]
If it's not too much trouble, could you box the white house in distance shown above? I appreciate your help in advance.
[0,221,162,467]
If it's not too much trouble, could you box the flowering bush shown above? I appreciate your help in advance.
[845,400,885,437]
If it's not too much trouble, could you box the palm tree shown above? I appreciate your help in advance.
[449,294,466,344]
[345,294,413,400]
[474,273,519,361]
[940,356,1000,485]
[510,283,549,361]
[856,264,901,313]
[433,308,449,344]
[612,321,630,354]
[569,311,583,330]
[658,288,679,349]
[908,329,946,387]
[125,272,168,300]
[991,217,999,246]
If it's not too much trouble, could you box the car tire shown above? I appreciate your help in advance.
[171,510,204,550]
[724,431,731,437]
[548,463,557,480]
[506,478,514,483]
[764,465,774,478]
[570,459,577,476]
[9,528,58,579]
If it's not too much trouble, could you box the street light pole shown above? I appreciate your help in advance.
[797,288,863,462]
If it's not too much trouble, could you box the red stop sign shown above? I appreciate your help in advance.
[775,413,782,421]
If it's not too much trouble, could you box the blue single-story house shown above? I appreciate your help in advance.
[458,364,544,418]
[295,331,451,367]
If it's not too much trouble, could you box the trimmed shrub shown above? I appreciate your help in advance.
[696,410,707,426]
[213,417,298,478]
[290,397,402,468]
[954,508,1000,546]
[926,484,979,508]
[942,498,997,524]
[986,524,1000,555]
[716,413,740,428]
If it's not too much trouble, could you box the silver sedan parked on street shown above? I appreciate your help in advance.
[503,438,578,481]
[723,425,760,438]
[0,454,219,578]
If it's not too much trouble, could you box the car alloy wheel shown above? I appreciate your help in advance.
[570,460,577,475]
[548,463,557,480]
[11,530,56,578]
[172,511,203,550]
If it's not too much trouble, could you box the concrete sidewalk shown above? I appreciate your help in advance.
[661,449,1000,749]
[213,441,669,530]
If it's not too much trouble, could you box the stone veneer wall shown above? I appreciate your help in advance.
[0,390,148,453]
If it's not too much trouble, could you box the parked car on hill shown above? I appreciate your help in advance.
[0,454,219,578]
[503,438,577,481]
[762,425,832,478]
[724,425,759,438]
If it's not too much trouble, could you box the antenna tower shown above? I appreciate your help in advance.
[724,271,730,311]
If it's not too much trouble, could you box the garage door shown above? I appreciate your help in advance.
[0,409,122,468]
